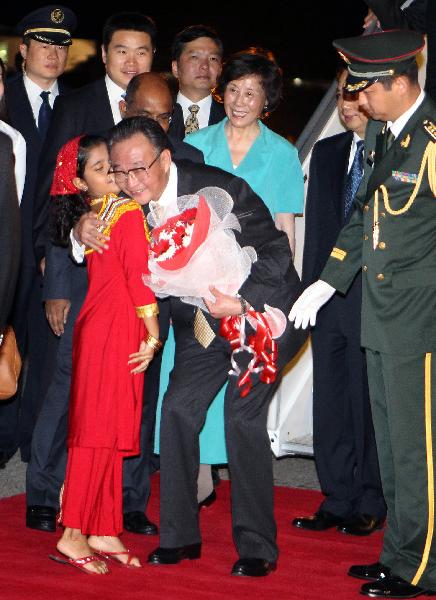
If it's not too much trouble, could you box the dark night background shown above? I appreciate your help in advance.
[0,1,369,138]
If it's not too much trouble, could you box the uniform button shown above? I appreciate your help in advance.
[364,234,369,241]
[378,241,386,249]
[364,205,370,212]
[363,265,368,272]
[376,273,384,281]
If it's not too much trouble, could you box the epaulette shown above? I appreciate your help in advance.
[423,119,436,141]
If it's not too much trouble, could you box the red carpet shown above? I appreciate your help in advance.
[0,477,382,599]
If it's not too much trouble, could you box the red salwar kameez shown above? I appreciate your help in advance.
[61,195,157,535]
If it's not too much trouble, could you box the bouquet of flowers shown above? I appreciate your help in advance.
[143,186,287,395]
[143,187,256,310]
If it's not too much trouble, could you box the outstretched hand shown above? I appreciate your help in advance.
[288,280,336,329]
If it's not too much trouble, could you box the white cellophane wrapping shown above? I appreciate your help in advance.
[143,187,257,311]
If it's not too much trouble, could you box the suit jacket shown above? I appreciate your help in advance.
[4,74,67,269]
[33,78,115,263]
[0,133,20,330]
[303,131,354,287]
[170,136,204,163]
[321,95,436,354]
[168,98,226,140]
[302,131,363,330]
[174,160,305,330]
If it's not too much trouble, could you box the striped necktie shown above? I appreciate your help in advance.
[344,140,364,218]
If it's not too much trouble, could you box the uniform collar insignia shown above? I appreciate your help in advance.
[400,134,411,148]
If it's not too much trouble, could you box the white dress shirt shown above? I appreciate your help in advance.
[0,120,26,203]
[105,75,125,125]
[23,72,59,124]
[71,163,179,262]
[347,132,364,174]
[387,88,425,139]
[177,92,212,130]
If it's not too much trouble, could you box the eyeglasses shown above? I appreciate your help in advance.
[142,112,173,126]
[110,152,161,185]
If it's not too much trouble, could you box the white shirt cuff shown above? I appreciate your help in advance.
[70,229,85,263]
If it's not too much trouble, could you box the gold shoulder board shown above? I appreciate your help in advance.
[423,119,436,142]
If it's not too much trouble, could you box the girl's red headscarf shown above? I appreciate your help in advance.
[50,135,83,196]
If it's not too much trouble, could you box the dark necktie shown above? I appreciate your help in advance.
[38,91,52,140]
[383,127,395,155]
[184,104,200,135]
[344,140,364,218]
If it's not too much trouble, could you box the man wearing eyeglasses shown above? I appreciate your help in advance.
[120,72,204,163]
[72,116,307,577]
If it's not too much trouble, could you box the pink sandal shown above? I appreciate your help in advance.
[91,548,142,568]
[49,552,110,575]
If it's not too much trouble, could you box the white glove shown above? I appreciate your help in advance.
[288,280,336,329]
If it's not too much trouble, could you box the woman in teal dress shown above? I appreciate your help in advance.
[155,48,304,500]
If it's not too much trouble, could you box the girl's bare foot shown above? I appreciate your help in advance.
[57,528,108,574]
[88,535,142,568]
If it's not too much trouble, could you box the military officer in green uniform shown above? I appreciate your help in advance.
[290,29,436,599]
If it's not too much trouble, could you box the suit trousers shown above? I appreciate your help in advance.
[159,300,297,562]
[366,349,436,591]
[311,297,385,519]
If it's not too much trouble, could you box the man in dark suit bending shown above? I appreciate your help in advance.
[74,116,307,577]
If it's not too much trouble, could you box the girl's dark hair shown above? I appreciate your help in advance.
[50,134,108,247]
[0,58,10,123]
[216,48,283,115]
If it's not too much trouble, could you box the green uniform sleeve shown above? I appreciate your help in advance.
[320,184,365,294]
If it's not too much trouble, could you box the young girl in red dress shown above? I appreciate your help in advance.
[48,135,160,574]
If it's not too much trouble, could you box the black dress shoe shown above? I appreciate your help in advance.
[231,558,277,577]
[349,561,391,581]
[292,510,346,531]
[123,511,158,535]
[147,543,201,565]
[198,489,216,509]
[26,505,56,532]
[338,514,385,536]
[361,575,436,598]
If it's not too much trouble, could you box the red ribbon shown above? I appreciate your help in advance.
[219,310,278,398]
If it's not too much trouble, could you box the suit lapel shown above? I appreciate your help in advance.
[169,103,185,140]
[208,99,225,126]
[93,78,115,129]
[6,76,39,143]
